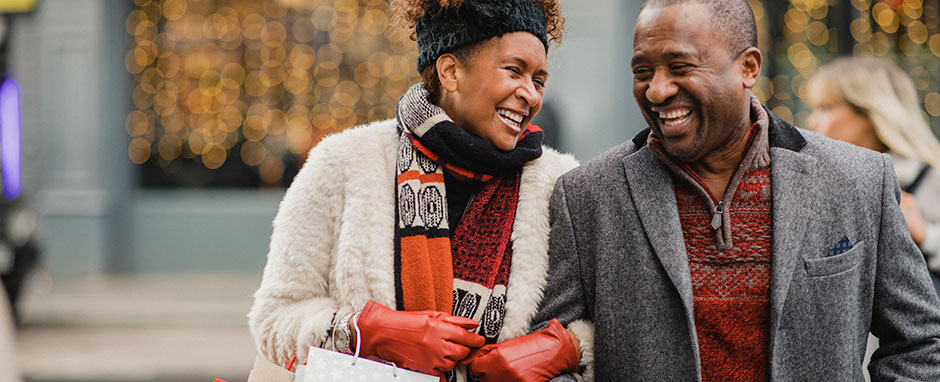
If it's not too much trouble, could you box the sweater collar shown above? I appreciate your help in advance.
[646,93,772,250]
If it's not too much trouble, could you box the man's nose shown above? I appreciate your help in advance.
[646,72,677,105]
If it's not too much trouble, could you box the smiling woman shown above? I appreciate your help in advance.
[248,1,592,382]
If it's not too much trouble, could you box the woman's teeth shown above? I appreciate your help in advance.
[498,109,524,128]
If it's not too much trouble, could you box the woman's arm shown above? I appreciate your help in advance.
[248,141,346,368]
[899,191,940,270]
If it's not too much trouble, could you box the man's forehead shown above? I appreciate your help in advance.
[634,3,715,36]
[633,4,720,54]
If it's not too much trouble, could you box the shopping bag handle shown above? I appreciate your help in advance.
[286,353,297,371]
[350,312,400,378]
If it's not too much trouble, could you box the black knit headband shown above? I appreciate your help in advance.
[415,0,549,72]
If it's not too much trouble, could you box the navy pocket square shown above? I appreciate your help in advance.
[827,236,854,257]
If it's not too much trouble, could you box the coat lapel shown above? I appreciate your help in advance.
[766,117,816,346]
[622,147,695,317]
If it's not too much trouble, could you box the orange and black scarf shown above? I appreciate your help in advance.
[393,84,543,315]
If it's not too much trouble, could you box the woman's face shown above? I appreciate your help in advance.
[439,32,548,151]
[807,85,885,152]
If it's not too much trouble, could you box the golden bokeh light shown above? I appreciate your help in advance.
[240,140,266,166]
[771,106,794,123]
[202,145,227,169]
[128,0,940,185]
[908,20,928,44]
[126,110,151,137]
[873,3,900,33]
[850,0,870,11]
[850,18,872,42]
[930,34,940,57]
[129,137,152,164]
[769,0,940,143]
[259,156,285,184]
[806,21,829,46]
[158,134,183,161]
[902,0,924,20]
[925,92,940,117]
[127,0,419,185]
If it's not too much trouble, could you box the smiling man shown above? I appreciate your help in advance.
[531,0,940,380]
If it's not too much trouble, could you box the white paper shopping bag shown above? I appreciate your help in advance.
[303,346,438,382]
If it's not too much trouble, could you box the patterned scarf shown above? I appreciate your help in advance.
[393,83,542,319]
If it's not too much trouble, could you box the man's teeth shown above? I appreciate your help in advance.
[498,109,524,124]
[658,108,692,127]
[659,108,691,120]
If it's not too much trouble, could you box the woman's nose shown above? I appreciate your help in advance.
[517,81,540,108]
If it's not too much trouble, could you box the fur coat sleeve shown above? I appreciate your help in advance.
[247,120,401,367]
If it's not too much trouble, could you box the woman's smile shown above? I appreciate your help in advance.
[497,108,526,133]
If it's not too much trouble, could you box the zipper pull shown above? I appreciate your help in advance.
[710,201,723,231]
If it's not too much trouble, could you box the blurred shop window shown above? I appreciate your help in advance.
[750,0,940,138]
[125,0,420,188]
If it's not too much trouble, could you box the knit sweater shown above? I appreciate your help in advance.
[650,95,773,381]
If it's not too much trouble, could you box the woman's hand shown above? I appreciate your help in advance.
[461,318,579,382]
[355,300,485,376]
[900,191,927,245]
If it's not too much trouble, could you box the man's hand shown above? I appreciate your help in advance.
[355,300,485,376]
[461,318,579,382]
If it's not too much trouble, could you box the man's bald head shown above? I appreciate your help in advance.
[640,0,758,57]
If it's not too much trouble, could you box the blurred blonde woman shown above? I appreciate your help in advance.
[808,56,940,294]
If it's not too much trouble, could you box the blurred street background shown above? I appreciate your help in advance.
[1,0,939,380]
[16,272,258,382]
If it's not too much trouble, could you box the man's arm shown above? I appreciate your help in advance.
[531,175,595,382]
[869,154,940,379]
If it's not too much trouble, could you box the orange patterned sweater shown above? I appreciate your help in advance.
[675,166,772,382]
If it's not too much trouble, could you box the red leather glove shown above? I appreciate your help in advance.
[356,300,486,376]
[461,318,579,382]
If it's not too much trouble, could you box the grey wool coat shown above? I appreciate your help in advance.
[533,111,940,381]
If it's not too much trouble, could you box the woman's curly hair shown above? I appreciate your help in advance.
[389,0,564,102]
[389,0,565,47]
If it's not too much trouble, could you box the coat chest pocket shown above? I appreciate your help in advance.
[803,241,864,277]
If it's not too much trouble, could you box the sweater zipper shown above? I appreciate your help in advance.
[710,201,723,231]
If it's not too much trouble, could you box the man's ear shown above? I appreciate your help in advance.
[437,53,460,92]
[739,47,762,89]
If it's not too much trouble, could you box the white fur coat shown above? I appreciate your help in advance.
[248,119,593,378]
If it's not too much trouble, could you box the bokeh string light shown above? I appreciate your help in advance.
[127,1,940,186]
[126,0,419,187]
[755,0,940,134]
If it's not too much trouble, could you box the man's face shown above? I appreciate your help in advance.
[631,4,753,163]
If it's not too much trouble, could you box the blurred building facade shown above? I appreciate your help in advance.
[7,0,642,275]
[7,0,940,276]
[10,0,134,274]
